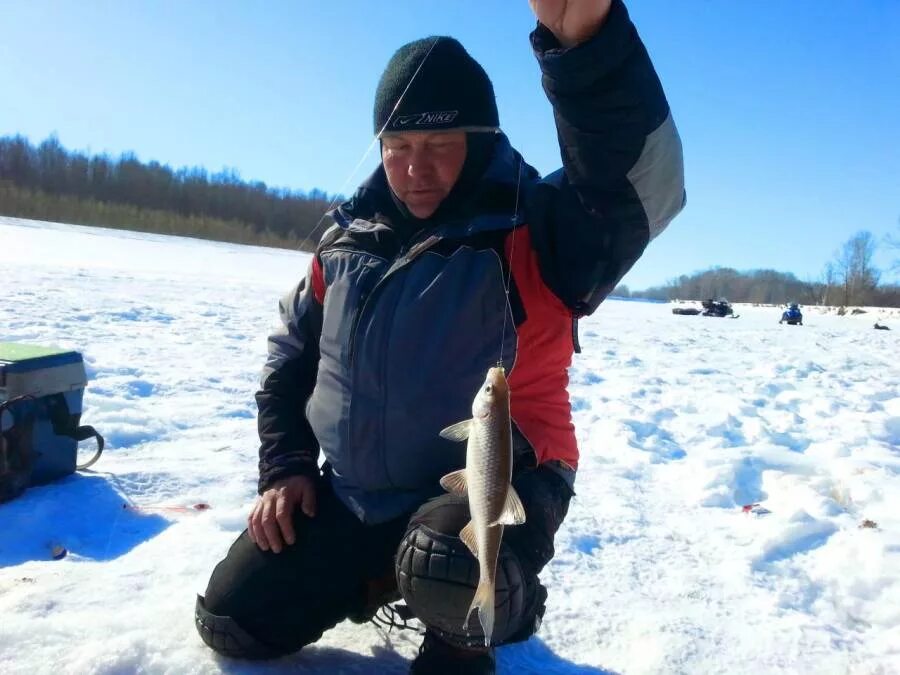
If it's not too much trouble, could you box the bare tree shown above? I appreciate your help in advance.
[799,275,823,305]
[834,231,880,305]
[885,218,900,274]
[820,261,837,306]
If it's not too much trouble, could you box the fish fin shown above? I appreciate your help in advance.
[492,486,527,526]
[459,520,478,559]
[439,469,468,495]
[439,420,472,442]
[463,578,496,647]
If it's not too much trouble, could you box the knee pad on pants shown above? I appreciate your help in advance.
[194,595,286,659]
[395,495,541,648]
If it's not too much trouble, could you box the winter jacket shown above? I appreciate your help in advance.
[256,0,686,523]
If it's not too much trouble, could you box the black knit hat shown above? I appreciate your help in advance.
[374,36,499,135]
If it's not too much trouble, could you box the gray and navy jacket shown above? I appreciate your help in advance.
[256,0,685,524]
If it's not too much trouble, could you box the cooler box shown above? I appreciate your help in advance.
[0,343,102,486]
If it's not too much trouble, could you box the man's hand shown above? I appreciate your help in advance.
[247,475,317,553]
[529,0,612,48]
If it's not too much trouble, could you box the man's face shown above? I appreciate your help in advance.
[381,130,467,219]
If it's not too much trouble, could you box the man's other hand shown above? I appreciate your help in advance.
[247,475,317,553]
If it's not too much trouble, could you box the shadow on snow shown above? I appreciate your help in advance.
[0,472,169,567]
[213,636,618,674]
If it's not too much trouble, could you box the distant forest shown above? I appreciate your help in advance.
[615,233,900,308]
[616,262,898,308]
[2,134,898,307]
[0,134,336,250]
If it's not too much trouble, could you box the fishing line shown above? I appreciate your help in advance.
[498,155,525,369]
[296,37,442,253]
[293,35,522,375]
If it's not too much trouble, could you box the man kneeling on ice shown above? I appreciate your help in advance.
[196,1,684,672]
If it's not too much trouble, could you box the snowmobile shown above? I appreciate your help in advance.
[779,303,803,326]
[701,299,736,318]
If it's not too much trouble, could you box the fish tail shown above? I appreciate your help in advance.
[463,577,495,647]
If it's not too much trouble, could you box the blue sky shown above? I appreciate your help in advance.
[2,1,898,288]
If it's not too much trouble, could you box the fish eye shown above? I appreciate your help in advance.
[484,385,493,394]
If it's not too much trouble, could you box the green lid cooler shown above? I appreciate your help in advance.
[0,343,103,502]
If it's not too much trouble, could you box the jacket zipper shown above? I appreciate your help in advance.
[345,234,443,491]
[347,234,441,366]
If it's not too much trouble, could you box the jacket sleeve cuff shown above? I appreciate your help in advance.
[258,454,320,494]
[531,0,635,92]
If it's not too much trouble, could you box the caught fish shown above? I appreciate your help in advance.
[439,366,526,646]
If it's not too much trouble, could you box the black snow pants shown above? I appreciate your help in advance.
[196,464,572,658]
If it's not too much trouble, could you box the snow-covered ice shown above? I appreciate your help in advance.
[1,216,898,674]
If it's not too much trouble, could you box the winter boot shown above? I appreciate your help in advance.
[409,630,496,675]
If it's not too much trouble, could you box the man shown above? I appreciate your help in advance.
[195,0,684,672]
[780,303,803,325]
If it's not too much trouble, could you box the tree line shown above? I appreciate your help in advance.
[2,133,897,306]
[0,134,336,250]
[616,231,900,308]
